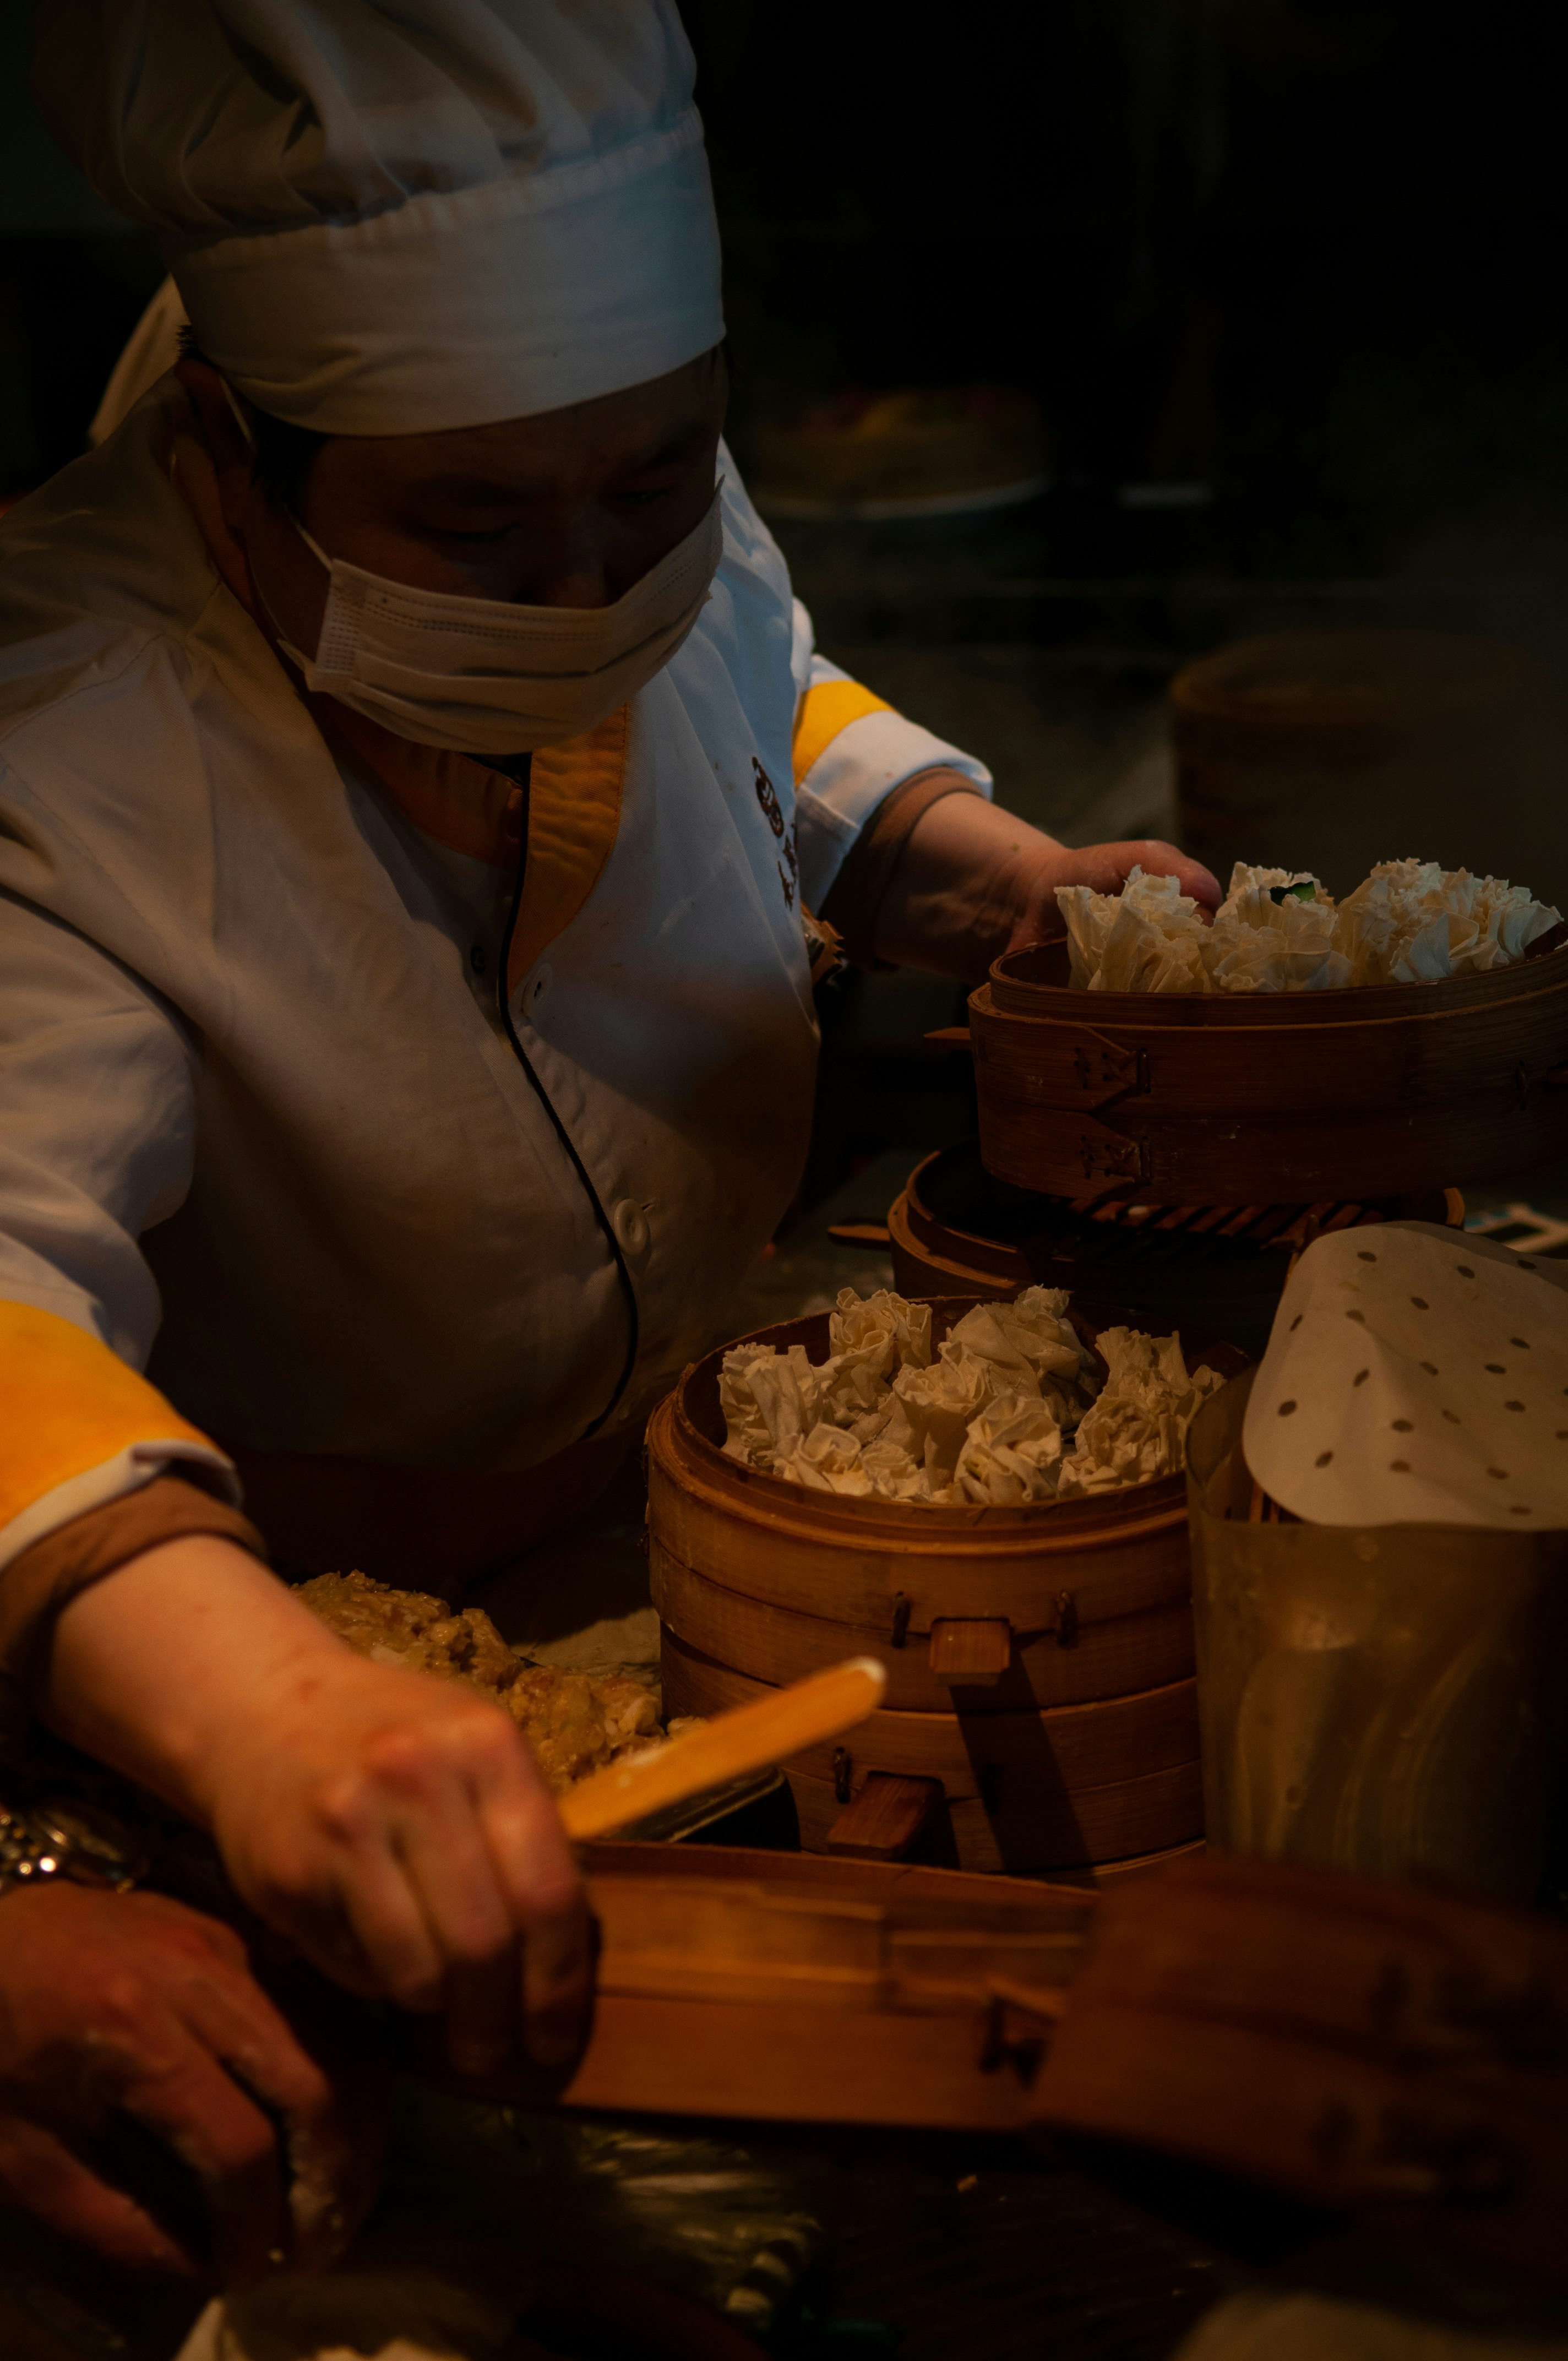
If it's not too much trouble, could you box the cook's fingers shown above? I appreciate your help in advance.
[1125,842,1222,909]
[119,2026,290,2287]
[320,1835,449,2016]
[481,1785,594,2073]
[388,1808,522,2077]
[521,1881,594,2072]
[0,2113,195,2275]
[181,1965,366,2268]
[438,1950,524,2080]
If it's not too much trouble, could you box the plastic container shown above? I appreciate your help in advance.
[1185,1371,1568,1904]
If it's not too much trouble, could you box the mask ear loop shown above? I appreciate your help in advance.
[218,373,339,669]
[219,377,336,573]
[219,376,256,453]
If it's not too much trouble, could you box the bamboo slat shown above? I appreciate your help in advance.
[650,1548,1196,1709]
[559,1994,1049,2130]
[661,1635,1200,1794]
[786,1759,1205,1873]
[580,1838,1097,1915]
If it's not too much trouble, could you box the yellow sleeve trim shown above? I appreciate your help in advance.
[0,1303,218,1537]
[508,704,630,991]
[791,679,893,785]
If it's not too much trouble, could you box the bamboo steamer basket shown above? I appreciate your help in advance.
[662,1636,1204,1874]
[963,935,1568,1204]
[649,1298,1248,1874]
[459,1838,1097,2131]
[1170,628,1568,899]
[886,1138,1460,1358]
[1035,1852,1568,2282]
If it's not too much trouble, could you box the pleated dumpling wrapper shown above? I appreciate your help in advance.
[1058,1328,1226,1496]
[1055,859,1560,994]
[720,1284,1214,1508]
[1244,1223,1568,1528]
[1333,859,1562,985]
[1057,866,1211,992]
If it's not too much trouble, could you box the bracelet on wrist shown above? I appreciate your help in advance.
[0,1796,148,1898]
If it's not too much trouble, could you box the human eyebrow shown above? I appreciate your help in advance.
[412,424,711,512]
[413,473,547,509]
[612,421,714,476]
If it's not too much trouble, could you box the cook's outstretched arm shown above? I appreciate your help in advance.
[42,1532,591,2082]
[864,791,1220,982]
[0,892,587,2083]
[777,592,1217,981]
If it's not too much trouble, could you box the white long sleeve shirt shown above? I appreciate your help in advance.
[0,383,989,1567]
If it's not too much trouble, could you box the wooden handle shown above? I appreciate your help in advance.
[928,1618,1012,1684]
[925,1026,973,1048]
[826,1771,943,1860]
[559,1656,887,1842]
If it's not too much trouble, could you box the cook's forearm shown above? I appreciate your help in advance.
[868,796,1223,980]
[870,793,1064,979]
[41,1535,346,1823]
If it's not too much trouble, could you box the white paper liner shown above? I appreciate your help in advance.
[1244,1222,1568,1528]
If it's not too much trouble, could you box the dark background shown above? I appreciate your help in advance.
[4,1,1566,1207]
[9,3,1565,578]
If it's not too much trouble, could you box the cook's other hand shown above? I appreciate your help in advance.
[42,1538,592,2083]
[870,783,1222,981]
[0,1883,372,2281]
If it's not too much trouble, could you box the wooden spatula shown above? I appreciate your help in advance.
[559,1656,886,1842]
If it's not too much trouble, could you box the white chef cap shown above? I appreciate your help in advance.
[32,1,724,434]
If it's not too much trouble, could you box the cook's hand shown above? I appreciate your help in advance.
[0,1883,371,2282]
[44,1538,592,2086]
[869,781,1221,981]
[206,1647,591,2081]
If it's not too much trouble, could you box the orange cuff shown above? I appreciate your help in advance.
[791,679,894,783]
[0,1301,236,1572]
[0,1473,268,1728]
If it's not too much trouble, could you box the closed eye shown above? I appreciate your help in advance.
[609,482,677,509]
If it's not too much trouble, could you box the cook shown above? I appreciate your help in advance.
[3,0,1218,2083]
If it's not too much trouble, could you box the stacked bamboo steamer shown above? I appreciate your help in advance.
[885,1138,1461,1358]
[654,891,1568,1875]
[964,935,1568,1204]
[650,1298,1248,1876]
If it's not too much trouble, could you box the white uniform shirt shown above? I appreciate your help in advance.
[0,385,988,1554]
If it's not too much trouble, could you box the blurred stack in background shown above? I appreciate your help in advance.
[682,0,1568,1234]
[7,0,1568,1232]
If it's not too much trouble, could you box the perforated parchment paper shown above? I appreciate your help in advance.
[1243,1222,1568,1528]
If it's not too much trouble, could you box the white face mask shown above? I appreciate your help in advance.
[273,491,722,754]
[221,383,724,754]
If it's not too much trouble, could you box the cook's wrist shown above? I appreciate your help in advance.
[992,831,1072,961]
[42,1536,344,1825]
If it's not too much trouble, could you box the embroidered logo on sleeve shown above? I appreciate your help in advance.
[753,758,798,910]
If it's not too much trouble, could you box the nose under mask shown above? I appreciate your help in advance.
[275,492,724,755]
[219,383,724,755]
